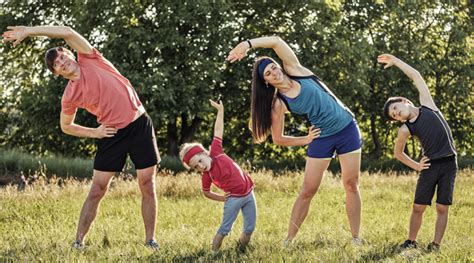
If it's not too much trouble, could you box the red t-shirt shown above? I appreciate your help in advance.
[61,48,142,129]
[202,137,254,197]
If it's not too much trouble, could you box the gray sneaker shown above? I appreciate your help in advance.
[351,237,364,246]
[71,240,85,250]
[145,239,160,251]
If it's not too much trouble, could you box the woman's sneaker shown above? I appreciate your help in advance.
[351,237,364,246]
[400,239,417,249]
[282,239,292,248]
[145,239,160,251]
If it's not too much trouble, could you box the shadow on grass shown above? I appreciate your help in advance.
[358,242,410,262]
[307,238,334,249]
[143,245,252,262]
[0,250,19,261]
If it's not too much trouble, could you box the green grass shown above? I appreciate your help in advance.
[0,169,473,261]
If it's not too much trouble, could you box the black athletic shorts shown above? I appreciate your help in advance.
[414,155,457,206]
[94,113,161,172]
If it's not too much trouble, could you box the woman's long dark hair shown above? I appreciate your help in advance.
[250,57,279,143]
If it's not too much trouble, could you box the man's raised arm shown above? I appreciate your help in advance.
[2,25,93,54]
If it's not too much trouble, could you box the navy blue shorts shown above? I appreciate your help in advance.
[94,113,161,172]
[307,119,362,159]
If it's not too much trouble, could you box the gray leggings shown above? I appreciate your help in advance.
[217,191,257,236]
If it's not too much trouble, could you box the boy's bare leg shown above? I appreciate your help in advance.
[433,204,449,244]
[408,204,427,241]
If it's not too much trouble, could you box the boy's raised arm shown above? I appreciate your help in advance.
[377,54,438,110]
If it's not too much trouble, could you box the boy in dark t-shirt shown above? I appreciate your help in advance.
[379,54,457,252]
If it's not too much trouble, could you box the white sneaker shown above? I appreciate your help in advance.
[282,239,292,248]
[351,237,363,246]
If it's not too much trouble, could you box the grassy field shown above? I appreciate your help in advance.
[0,169,473,262]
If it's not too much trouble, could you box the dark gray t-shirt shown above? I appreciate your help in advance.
[404,106,457,160]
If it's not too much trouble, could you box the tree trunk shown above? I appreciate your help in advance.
[166,117,178,156]
[179,113,203,144]
[370,114,382,157]
[166,115,203,157]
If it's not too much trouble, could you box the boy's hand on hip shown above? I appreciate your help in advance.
[416,156,431,172]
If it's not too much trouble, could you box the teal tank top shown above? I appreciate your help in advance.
[278,76,353,138]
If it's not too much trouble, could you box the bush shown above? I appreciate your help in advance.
[1,148,472,179]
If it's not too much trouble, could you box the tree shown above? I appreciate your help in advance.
[1,1,472,161]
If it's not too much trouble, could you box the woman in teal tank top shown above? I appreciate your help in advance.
[227,36,363,245]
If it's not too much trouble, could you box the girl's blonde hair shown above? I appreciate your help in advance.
[179,142,208,169]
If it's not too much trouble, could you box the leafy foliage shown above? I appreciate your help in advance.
[0,1,472,160]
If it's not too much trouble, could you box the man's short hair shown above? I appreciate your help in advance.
[44,47,74,73]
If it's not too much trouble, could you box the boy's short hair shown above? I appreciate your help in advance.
[383,96,414,121]
[44,46,75,73]
[179,142,208,169]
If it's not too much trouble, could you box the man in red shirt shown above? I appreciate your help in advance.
[2,25,161,250]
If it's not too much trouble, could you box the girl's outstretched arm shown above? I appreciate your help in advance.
[203,190,229,202]
[210,99,224,139]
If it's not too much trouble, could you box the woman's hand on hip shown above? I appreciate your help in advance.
[304,126,321,144]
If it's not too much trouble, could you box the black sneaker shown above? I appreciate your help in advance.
[400,239,417,249]
[71,240,85,250]
[145,239,160,251]
[427,242,440,252]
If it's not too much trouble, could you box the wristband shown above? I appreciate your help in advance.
[247,40,252,48]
